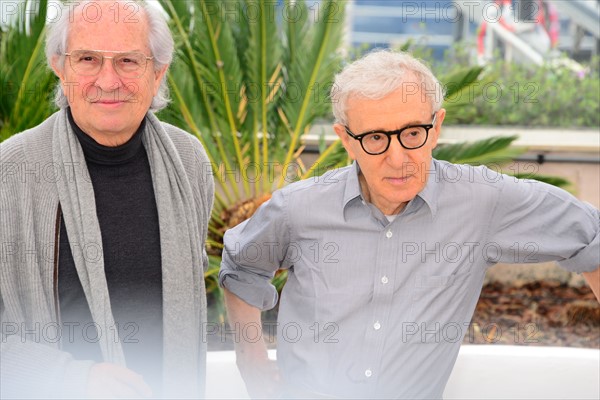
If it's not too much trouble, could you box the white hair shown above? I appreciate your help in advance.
[45,0,174,112]
[330,49,445,125]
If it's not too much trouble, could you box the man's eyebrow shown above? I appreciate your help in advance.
[365,120,430,132]
[79,49,145,53]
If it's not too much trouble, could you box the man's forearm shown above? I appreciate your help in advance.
[223,288,269,357]
[582,267,600,302]
[223,288,281,398]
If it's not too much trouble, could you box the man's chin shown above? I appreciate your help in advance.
[384,186,421,204]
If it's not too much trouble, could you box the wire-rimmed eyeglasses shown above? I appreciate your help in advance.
[64,49,154,79]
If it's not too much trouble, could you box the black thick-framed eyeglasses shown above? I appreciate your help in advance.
[344,113,438,155]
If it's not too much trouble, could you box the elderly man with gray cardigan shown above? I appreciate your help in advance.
[1,1,213,398]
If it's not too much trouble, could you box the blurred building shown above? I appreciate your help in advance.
[347,0,600,63]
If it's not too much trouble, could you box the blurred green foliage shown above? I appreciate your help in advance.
[429,43,600,128]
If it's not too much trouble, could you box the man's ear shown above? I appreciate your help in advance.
[50,56,70,104]
[333,123,357,160]
[430,108,446,149]
[50,55,65,81]
[153,65,168,95]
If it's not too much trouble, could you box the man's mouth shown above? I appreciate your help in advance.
[93,100,125,106]
[385,175,412,185]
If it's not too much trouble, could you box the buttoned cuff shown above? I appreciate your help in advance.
[218,268,279,311]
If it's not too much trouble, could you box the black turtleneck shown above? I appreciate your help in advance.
[58,108,163,393]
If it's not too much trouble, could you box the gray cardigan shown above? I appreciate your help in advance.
[0,111,214,398]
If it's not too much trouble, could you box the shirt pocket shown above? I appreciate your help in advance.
[407,270,473,343]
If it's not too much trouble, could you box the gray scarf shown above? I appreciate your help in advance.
[52,109,206,397]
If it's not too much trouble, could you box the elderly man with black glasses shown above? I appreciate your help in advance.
[1,1,213,398]
[219,49,599,399]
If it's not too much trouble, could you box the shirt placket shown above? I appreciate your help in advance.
[359,222,399,385]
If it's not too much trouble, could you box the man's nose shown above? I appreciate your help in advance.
[94,58,123,91]
[385,135,409,167]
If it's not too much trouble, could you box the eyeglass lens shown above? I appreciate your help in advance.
[361,127,428,154]
[68,50,148,78]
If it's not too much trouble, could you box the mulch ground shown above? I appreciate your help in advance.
[465,281,599,348]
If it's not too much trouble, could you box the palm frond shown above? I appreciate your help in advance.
[0,0,56,140]
[512,173,571,189]
[277,0,345,187]
[440,66,494,124]
[442,66,484,100]
[303,138,349,179]
[433,135,526,166]
[238,1,283,194]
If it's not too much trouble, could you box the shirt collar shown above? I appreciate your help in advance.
[415,158,440,218]
[342,161,363,208]
[342,159,441,219]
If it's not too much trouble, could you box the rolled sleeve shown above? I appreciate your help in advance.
[219,190,291,311]
[558,204,600,273]
[219,253,279,310]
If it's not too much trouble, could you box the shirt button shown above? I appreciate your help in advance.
[373,321,381,330]
[381,276,389,284]
[365,369,373,378]
[385,230,393,238]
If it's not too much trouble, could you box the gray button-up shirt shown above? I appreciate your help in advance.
[219,159,599,399]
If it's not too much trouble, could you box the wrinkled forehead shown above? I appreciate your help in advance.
[346,90,434,115]
[69,1,150,44]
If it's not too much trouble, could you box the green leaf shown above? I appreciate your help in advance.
[1,0,56,140]
[433,135,526,166]
[512,173,571,189]
[278,0,345,187]
[443,66,484,100]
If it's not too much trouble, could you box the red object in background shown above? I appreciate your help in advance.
[477,0,560,57]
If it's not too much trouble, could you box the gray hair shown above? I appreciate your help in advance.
[46,0,174,112]
[330,49,445,125]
